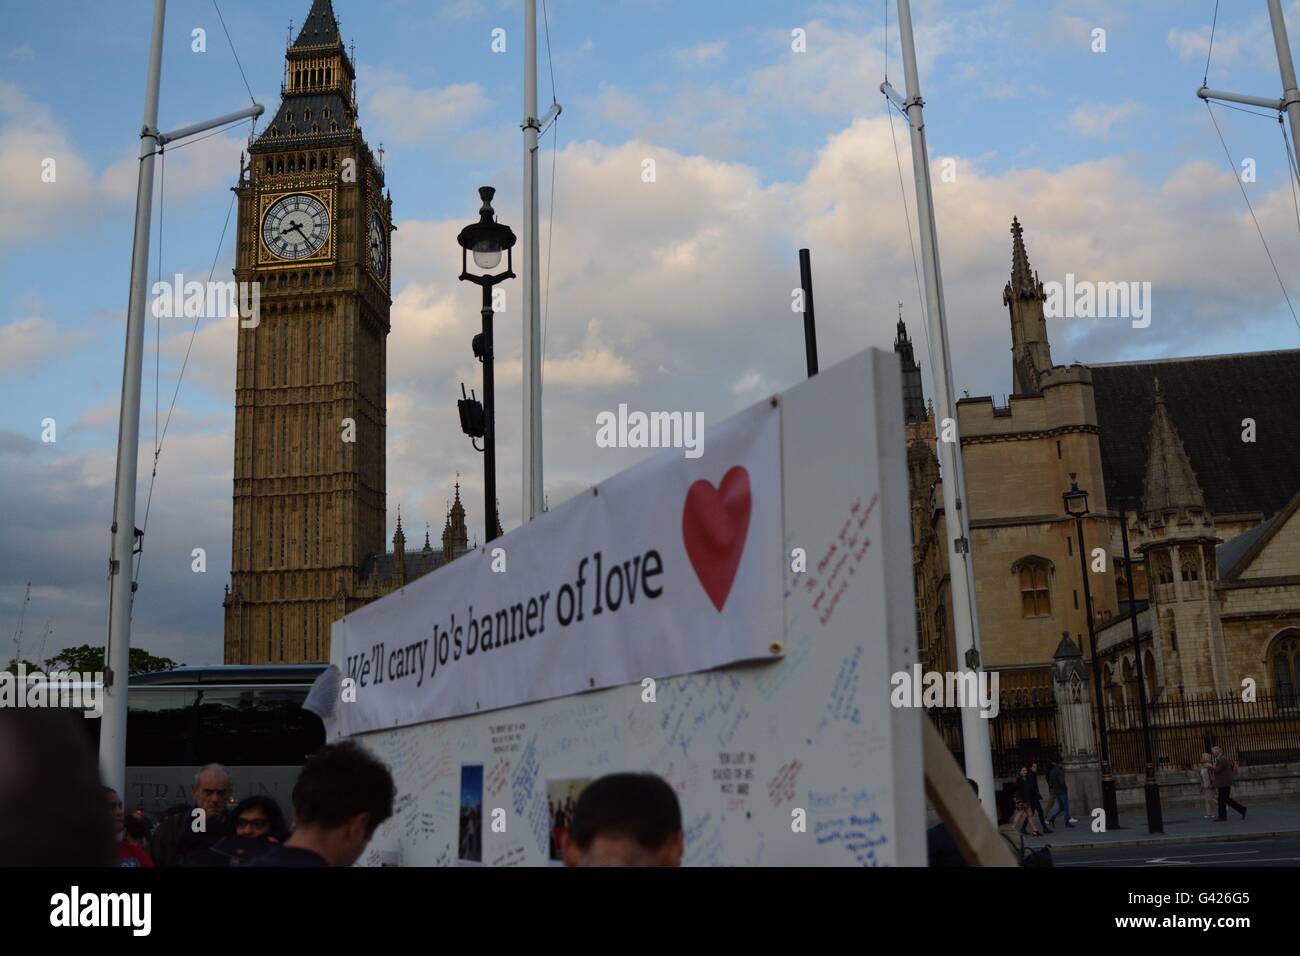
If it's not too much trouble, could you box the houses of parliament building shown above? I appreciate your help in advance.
[223,2,1300,698]
[902,218,1300,709]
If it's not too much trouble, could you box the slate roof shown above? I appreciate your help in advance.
[253,92,355,149]
[1216,488,1300,582]
[358,548,443,587]
[1216,518,1275,581]
[1090,350,1300,519]
[293,0,343,51]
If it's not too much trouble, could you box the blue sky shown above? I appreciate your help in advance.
[3,0,1299,665]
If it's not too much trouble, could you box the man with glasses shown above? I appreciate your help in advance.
[186,794,288,865]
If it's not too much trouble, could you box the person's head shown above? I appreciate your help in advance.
[1030,761,1039,773]
[1019,766,1028,777]
[232,795,287,842]
[0,708,115,865]
[103,786,125,836]
[122,813,152,845]
[192,764,232,819]
[1211,746,1222,758]
[289,742,395,866]
[563,772,684,867]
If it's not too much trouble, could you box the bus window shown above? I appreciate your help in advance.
[125,689,198,766]
[192,687,323,766]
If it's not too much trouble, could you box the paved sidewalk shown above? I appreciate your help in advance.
[1004,799,1300,852]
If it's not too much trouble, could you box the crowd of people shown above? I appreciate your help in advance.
[0,707,686,867]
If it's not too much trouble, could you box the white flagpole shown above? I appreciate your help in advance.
[101,0,261,795]
[521,0,544,522]
[100,0,166,799]
[884,0,997,820]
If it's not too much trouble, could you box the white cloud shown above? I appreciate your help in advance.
[100,131,245,203]
[0,83,97,242]
[1067,101,1140,139]
[0,315,72,374]
[673,41,728,69]
[364,71,491,145]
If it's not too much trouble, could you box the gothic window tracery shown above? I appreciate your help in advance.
[1271,630,1300,707]
[1014,556,1052,617]
[1155,551,1173,586]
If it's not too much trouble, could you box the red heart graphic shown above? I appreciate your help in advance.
[682,466,752,612]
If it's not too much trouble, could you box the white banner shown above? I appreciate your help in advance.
[332,399,782,736]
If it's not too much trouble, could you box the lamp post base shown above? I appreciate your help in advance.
[1101,769,1121,830]
[1144,764,1164,833]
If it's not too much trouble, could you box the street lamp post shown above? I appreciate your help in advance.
[457,186,516,544]
[1119,503,1164,832]
[1063,474,1120,828]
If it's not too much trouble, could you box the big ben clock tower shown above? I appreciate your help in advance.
[224,0,393,664]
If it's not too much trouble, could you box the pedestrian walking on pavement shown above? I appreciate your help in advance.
[1045,760,1077,827]
[1009,767,1041,837]
[1211,746,1247,822]
[1028,761,1053,834]
[1199,753,1217,819]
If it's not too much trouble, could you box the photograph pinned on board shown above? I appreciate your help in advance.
[459,764,484,864]
[547,777,592,863]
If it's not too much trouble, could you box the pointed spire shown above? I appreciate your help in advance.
[442,480,469,563]
[393,505,406,547]
[292,0,342,50]
[423,523,432,553]
[1004,216,1045,303]
[893,306,926,425]
[1142,377,1206,518]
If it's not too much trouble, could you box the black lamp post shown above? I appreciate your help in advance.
[1119,502,1164,832]
[456,186,516,544]
[1063,473,1120,828]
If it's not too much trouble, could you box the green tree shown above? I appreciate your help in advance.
[40,644,181,675]
[2,658,44,675]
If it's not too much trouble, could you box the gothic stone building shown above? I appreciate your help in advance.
[222,0,473,664]
[906,218,1300,709]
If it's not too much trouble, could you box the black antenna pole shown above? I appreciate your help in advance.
[798,248,819,377]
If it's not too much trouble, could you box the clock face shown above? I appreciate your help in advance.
[262,193,330,261]
[368,210,386,278]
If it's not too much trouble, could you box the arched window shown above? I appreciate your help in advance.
[1144,650,1157,700]
[1181,555,1200,582]
[1155,552,1173,585]
[1013,556,1052,618]
[1270,629,1300,708]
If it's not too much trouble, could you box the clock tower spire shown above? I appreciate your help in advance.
[224,0,394,664]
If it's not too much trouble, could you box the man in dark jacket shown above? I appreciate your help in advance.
[251,741,395,867]
[1044,760,1077,827]
[1027,761,1052,834]
[1212,746,1247,821]
[149,764,233,865]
